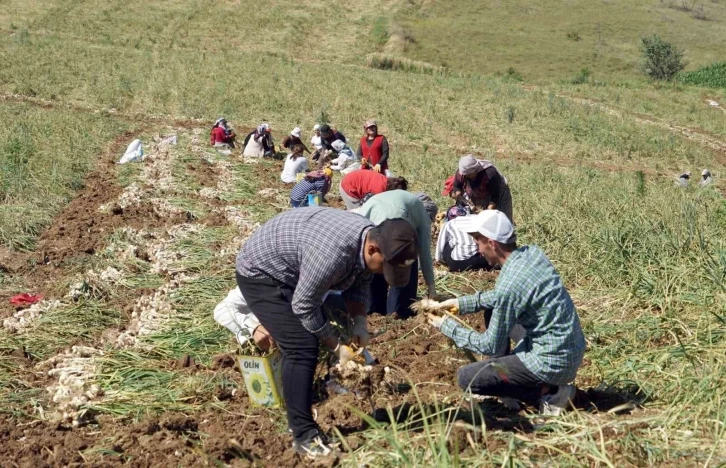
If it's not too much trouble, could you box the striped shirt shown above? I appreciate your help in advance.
[236,208,373,340]
[435,218,479,262]
[440,245,585,384]
[290,178,328,206]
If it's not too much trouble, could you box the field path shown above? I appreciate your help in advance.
[550,91,726,165]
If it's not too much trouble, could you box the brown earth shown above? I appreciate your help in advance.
[0,315,517,467]
[0,118,644,466]
[0,310,631,467]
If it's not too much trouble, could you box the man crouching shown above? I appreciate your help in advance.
[427,210,586,415]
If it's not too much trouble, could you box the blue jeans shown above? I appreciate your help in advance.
[369,259,419,319]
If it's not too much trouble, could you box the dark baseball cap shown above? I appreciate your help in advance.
[319,124,332,138]
[377,219,419,287]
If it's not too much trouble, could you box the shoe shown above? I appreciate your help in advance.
[292,431,333,459]
[539,384,576,416]
[498,397,521,411]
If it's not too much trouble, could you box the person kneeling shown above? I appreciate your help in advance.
[290,167,333,207]
[427,210,585,415]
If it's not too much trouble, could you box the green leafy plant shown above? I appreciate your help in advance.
[640,35,686,81]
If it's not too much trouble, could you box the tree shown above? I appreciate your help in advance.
[640,35,685,81]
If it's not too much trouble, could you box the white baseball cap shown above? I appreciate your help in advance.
[291,127,301,137]
[455,210,516,244]
[313,124,321,131]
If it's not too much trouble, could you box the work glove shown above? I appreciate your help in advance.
[351,315,369,347]
[427,313,445,329]
[373,164,382,173]
[333,343,358,366]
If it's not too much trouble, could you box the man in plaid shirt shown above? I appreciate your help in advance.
[236,207,420,457]
[427,210,586,415]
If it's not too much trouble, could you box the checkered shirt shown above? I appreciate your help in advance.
[236,207,373,340]
[440,245,586,384]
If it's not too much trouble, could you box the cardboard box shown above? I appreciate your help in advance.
[238,350,284,407]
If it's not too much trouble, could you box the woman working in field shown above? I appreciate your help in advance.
[445,155,513,221]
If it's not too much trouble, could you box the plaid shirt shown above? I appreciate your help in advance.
[236,208,373,340]
[440,245,585,384]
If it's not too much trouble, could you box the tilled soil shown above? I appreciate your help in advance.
[0,315,497,467]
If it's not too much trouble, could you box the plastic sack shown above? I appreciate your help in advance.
[118,139,144,164]
[213,288,260,345]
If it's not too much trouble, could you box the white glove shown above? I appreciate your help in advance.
[352,315,369,347]
[427,313,445,329]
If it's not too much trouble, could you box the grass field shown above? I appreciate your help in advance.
[0,0,725,466]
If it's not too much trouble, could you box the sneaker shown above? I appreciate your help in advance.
[292,431,333,459]
[539,384,576,416]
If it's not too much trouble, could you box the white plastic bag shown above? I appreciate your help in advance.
[213,288,260,345]
[118,139,144,164]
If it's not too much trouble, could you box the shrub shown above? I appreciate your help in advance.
[640,35,686,81]
[370,16,390,47]
[365,53,447,75]
[503,67,523,82]
[680,62,726,88]
[566,31,582,41]
[571,67,591,84]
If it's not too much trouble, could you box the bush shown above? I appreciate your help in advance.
[503,67,523,82]
[365,53,447,75]
[571,67,591,84]
[566,31,582,41]
[640,35,686,81]
[680,62,726,88]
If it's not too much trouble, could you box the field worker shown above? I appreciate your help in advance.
[426,210,586,415]
[699,169,713,188]
[310,124,323,151]
[356,119,390,175]
[280,144,309,184]
[243,123,274,157]
[329,139,361,174]
[282,127,311,154]
[290,168,333,207]
[339,169,408,210]
[213,287,273,351]
[236,209,420,457]
[446,155,512,221]
[435,215,492,272]
[353,190,438,319]
[318,124,346,153]
[210,117,236,148]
